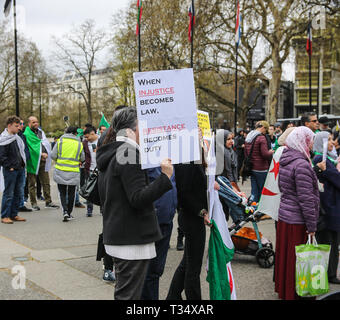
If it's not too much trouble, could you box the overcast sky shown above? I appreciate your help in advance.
[2,0,294,81]
[3,0,131,57]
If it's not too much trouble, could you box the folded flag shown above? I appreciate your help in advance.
[4,0,12,17]
[235,1,242,48]
[136,0,143,35]
[306,21,312,56]
[188,2,195,43]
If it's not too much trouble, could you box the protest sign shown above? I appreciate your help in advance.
[134,68,200,169]
[197,110,212,153]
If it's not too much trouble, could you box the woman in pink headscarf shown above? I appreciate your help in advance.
[274,126,320,300]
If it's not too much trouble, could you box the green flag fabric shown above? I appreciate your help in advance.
[206,219,235,300]
[99,114,110,128]
[23,126,41,175]
[77,128,84,137]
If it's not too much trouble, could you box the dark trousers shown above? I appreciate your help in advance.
[114,258,150,300]
[27,160,51,206]
[250,171,268,203]
[316,229,340,279]
[24,175,41,200]
[57,184,76,215]
[166,210,206,300]
[1,168,25,219]
[141,222,173,300]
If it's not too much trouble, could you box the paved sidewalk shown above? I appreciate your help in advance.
[0,176,339,300]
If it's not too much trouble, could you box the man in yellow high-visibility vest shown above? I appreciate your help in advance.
[51,126,85,222]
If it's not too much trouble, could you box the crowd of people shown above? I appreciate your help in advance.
[1,109,340,300]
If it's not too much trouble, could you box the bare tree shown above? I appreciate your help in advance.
[52,19,109,123]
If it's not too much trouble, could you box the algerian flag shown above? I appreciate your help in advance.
[99,113,110,129]
[207,192,236,300]
[206,133,236,300]
[256,146,285,221]
[23,127,51,175]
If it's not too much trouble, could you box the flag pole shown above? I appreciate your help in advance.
[138,25,141,72]
[234,0,239,136]
[190,0,194,69]
[308,15,312,113]
[13,0,20,117]
[234,49,238,136]
[137,1,142,72]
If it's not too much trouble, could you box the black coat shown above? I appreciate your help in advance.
[96,140,173,246]
[174,162,208,216]
[0,140,24,170]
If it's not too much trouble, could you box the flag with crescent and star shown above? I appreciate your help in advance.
[256,146,286,221]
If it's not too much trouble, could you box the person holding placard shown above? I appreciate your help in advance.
[166,132,212,300]
[96,107,174,300]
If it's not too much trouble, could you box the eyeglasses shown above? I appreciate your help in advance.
[20,122,24,125]
[310,120,318,123]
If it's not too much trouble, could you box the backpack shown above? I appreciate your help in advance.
[240,135,260,181]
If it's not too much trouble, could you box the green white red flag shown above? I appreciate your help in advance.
[136,0,143,36]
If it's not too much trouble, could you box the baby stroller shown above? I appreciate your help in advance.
[217,176,275,268]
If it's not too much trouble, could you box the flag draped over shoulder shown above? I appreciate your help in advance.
[306,22,312,56]
[136,0,143,35]
[235,1,242,48]
[23,127,42,175]
[99,114,110,129]
[4,0,12,17]
[188,2,195,43]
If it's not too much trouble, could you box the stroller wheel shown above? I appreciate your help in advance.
[255,247,275,268]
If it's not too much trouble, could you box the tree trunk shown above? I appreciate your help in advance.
[266,65,282,125]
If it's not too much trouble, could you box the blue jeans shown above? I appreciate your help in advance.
[1,168,25,219]
[250,171,268,203]
[141,222,173,300]
[19,174,26,208]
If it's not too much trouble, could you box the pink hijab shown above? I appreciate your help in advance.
[284,126,315,159]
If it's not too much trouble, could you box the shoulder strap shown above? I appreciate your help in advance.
[246,134,260,158]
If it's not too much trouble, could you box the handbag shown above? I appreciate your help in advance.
[240,135,260,179]
[79,168,101,206]
[295,235,330,297]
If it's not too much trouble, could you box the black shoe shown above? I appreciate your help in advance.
[63,213,69,222]
[19,206,32,212]
[329,277,340,284]
[45,202,60,209]
[176,239,184,251]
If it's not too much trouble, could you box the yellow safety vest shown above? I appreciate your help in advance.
[55,137,83,172]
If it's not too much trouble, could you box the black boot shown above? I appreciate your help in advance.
[176,227,184,251]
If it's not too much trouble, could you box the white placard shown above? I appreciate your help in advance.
[322,138,328,163]
[134,68,200,169]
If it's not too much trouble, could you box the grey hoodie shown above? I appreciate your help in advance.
[51,133,85,186]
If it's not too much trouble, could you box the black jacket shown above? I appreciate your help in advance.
[96,140,173,246]
[174,162,208,216]
[0,140,25,170]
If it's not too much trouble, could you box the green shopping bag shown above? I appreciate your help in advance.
[295,235,330,297]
